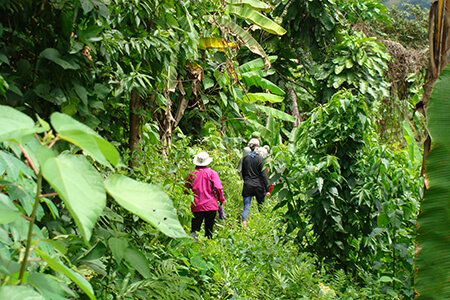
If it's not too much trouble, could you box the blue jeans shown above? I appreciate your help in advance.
[242,195,265,221]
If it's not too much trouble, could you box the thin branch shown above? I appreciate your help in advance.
[276,70,316,98]
[21,214,32,221]
[34,133,43,145]
[19,171,43,283]
[18,144,38,176]
[40,192,58,198]
[48,136,60,148]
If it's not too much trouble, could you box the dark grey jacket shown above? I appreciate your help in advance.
[241,152,269,197]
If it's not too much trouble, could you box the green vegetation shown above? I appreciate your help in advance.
[0,0,443,298]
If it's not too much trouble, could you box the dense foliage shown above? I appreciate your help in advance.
[0,0,438,298]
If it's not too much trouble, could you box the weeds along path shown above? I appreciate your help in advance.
[194,198,331,299]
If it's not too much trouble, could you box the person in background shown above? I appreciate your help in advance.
[251,131,261,144]
[240,138,270,227]
[237,146,251,178]
[185,151,226,239]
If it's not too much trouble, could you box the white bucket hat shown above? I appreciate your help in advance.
[193,151,213,166]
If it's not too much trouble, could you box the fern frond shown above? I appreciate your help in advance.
[332,269,347,292]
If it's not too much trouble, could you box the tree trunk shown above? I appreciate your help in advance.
[288,85,301,127]
[158,82,190,156]
[129,90,141,167]
[416,0,450,175]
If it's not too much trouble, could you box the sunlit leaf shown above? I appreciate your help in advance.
[0,105,44,144]
[0,286,45,300]
[0,194,21,224]
[42,153,106,242]
[51,112,120,168]
[104,174,188,239]
[225,0,272,13]
[247,103,295,122]
[246,92,284,103]
[0,150,35,181]
[226,5,286,36]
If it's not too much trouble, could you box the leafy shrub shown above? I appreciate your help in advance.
[273,90,422,297]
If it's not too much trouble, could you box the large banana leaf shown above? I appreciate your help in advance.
[416,64,450,299]
[199,37,237,50]
[238,56,278,73]
[204,16,270,69]
[225,0,272,13]
[226,5,286,36]
[246,92,284,103]
[245,103,295,122]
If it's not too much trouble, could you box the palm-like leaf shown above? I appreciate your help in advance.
[416,64,450,299]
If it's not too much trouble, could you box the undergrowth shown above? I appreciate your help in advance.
[119,133,398,299]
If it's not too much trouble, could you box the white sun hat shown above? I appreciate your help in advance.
[193,151,213,166]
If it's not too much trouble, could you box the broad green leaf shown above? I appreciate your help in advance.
[41,239,67,255]
[27,273,68,300]
[203,76,214,90]
[241,72,285,95]
[402,120,421,164]
[0,105,44,144]
[0,150,35,181]
[104,174,188,238]
[165,65,178,92]
[35,249,96,300]
[78,25,103,40]
[225,0,272,13]
[40,48,80,70]
[108,237,128,264]
[34,145,56,172]
[417,64,450,299]
[248,103,295,122]
[204,16,270,69]
[0,194,21,224]
[51,112,120,168]
[0,286,45,300]
[238,56,277,73]
[226,5,286,36]
[334,64,345,75]
[246,92,284,103]
[42,154,106,242]
[124,248,151,279]
[74,84,88,106]
[331,75,346,89]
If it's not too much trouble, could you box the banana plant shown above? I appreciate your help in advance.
[0,105,187,299]
[204,0,285,69]
[416,64,450,299]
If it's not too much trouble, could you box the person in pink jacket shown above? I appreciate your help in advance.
[185,152,226,239]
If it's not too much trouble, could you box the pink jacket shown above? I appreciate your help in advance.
[185,166,226,212]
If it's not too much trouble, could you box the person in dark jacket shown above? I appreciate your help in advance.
[185,151,226,239]
[241,138,270,227]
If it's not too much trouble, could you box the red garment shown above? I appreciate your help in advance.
[185,166,226,212]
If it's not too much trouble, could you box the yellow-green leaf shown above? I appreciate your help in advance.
[226,5,286,36]
[225,0,272,13]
